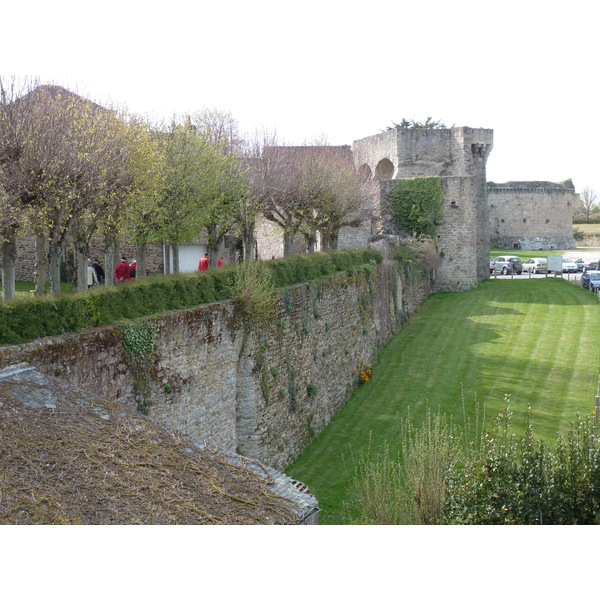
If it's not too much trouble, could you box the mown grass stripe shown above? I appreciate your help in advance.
[287,278,600,523]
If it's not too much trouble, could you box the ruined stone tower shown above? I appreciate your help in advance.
[353,127,494,291]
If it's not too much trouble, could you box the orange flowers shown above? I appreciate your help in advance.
[353,359,373,384]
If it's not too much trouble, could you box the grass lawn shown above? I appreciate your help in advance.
[0,281,73,297]
[491,247,567,260]
[286,277,600,524]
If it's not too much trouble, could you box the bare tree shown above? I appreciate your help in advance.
[295,146,375,252]
[235,129,281,262]
[257,144,373,256]
[581,187,598,220]
[260,145,308,257]
[191,108,242,155]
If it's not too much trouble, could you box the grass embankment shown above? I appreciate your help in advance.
[286,278,600,524]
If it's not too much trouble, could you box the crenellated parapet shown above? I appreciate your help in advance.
[353,126,493,182]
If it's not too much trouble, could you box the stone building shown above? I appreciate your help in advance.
[256,128,495,292]
[487,180,576,250]
[352,126,494,291]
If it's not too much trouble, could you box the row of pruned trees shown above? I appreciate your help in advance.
[0,78,376,301]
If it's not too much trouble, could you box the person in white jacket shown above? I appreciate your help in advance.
[87,261,98,288]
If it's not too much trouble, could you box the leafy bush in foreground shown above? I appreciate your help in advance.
[445,400,600,525]
[350,398,600,525]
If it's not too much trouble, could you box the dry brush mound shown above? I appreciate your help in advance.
[0,365,314,525]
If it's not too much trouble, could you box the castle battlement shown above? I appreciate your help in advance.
[352,126,494,291]
[353,126,493,182]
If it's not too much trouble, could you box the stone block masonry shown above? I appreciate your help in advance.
[488,181,576,250]
[0,261,422,471]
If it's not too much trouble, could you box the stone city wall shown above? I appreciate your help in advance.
[0,261,423,471]
[488,182,575,250]
[353,127,493,181]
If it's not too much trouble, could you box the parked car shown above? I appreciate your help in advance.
[560,257,578,273]
[581,270,600,291]
[574,257,600,272]
[489,257,496,273]
[522,257,547,274]
[493,255,522,275]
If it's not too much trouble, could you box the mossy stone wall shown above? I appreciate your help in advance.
[0,261,425,470]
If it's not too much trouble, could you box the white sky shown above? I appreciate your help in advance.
[5,0,599,194]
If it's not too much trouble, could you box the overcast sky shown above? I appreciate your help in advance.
[5,0,598,193]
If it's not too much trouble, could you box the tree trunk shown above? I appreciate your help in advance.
[163,243,171,275]
[208,241,220,268]
[283,232,294,257]
[48,243,62,295]
[136,242,147,278]
[206,225,221,269]
[242,224,256,263]
[74,240,89,292]
[322,231,339,251]
[1,238,17,302]
[243,235,256,263]
[172,243,180,274]
[35,235,48,295]
[104,234,117,286]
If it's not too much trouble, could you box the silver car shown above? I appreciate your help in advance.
[574,258,600,272]
[561,257,578,273]
[493,255,523,275]
[522,258,547,274]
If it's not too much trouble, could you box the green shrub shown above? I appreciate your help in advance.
[232,260,278,326]
[0,249,382,346]
[445,401,600,525]
[349,409,461,524]
[348,398,600,525]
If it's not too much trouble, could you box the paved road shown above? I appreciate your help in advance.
[491,248,600,282]
[490,271,582,282]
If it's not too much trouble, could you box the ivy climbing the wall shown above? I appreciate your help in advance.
[123,319,157,415]
[387,177,443,238]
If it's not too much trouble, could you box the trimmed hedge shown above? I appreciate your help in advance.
[0,249,382,346]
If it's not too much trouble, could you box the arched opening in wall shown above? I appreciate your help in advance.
[513,242,520,250]
[358,164,372,181]
[374,158,394,181]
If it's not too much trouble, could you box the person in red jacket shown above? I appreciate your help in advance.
[217,256,223,267]
[198,252,209,271]
[114,256,131,282]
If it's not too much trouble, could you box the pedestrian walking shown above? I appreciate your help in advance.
[198,252,209,271]
[91,259,105,285]
[114,256,131,283]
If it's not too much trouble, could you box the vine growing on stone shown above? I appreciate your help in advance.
[123,319,157,415]
[387,176,443,238]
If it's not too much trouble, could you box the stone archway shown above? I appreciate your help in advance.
[358,163,373,181]
[374,158,394,181]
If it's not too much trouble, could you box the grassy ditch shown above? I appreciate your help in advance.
[286,277,600,524]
